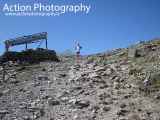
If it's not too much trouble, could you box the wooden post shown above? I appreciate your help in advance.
[46,39,47,49]
[5,43,9,52]
[25,43,28,50]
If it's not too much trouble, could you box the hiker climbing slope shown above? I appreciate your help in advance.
[75,41,82,64]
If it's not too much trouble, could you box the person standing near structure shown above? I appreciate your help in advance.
[75,41,82,64]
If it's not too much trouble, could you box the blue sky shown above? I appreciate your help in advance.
[0,0,160,55]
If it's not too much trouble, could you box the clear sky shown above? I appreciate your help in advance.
[0,0,160,55]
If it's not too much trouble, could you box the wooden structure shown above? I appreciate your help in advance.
[4,32,48,52]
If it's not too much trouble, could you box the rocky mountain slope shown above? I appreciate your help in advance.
[0,39,160,120]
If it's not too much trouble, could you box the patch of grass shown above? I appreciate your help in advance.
[153,79,160,88]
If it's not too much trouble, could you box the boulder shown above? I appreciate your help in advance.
[128,113,141,120]
[117,109,129,116]
[89,72,100,78]
[150,72,160,82]
[128,48,139,58]
[0,110,9,114]
[120,103,127,108]
[48,98,60,106]
[103,106,111,112]
[75,100,90,109]
[70,99,90,109]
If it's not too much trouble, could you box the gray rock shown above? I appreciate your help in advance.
[22,116,32,120]
[149,72,160,84]
[0,110,9,114]
[0,92,3,97]
[72,86,82,90]
[113,82,120,89]
[100,98,113,105]
[38,75,49,81]
[105,68,113,75]
[98,91,110,101]
[128,113,141,120]
[74,100,90,109]
[128,48,139,58]
[60,97,69,102]
[73,114,79,119]
[124,94,132,99]
[2,89,10,94]
[89,72,100,78]
[155,93,160,99]
[48,98,60,106]
[99,84,109,89]
[117,109,129,116]
[90,105,100,114]
[73,64,81,70]
[10,78,19,84]
[58,73,67,77]
[103,106,111,112]
[120,103,127,108]
[94,66,106,72]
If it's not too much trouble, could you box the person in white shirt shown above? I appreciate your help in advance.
[75,41,82,64]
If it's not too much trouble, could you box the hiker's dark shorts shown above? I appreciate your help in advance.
[76,51,80,55]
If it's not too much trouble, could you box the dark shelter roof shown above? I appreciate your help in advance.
[5,32,47,47]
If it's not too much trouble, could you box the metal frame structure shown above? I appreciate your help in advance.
[4,32,48,52]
